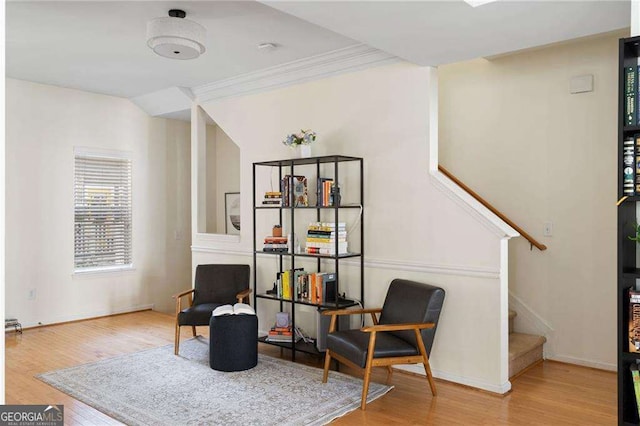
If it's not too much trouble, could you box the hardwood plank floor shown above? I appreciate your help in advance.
[5,310,616,425]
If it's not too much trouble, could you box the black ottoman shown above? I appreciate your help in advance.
[209,314,258,372]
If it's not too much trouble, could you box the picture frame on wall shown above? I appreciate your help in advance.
[225,192,240,235]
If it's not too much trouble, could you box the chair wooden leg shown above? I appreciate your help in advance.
[322,350,332,383]
[415,329,437,396]
[361,331,377,410]
[174,324,181,355]
[423,358,437,396]
[386,366,394,384]
[191,325,197,337]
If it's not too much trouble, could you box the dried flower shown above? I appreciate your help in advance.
[282,129,316,147]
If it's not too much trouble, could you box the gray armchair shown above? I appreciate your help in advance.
[321,278,445,410]
[173,264,251,355]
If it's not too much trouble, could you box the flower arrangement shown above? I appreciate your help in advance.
[282,129,316,148]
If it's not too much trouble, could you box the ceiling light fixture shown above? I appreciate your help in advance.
[147,9,206,60]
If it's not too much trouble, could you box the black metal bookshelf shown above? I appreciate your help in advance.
[252,154,364,361]
[618,35,640,425]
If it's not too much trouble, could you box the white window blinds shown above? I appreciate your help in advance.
[74,149,132,271]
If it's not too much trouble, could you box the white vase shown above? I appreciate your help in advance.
[298,144,312,158]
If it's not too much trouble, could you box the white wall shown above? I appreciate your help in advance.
[439,32,623,369]
[193,62,512,392]
[205,123,240,234]
[5,78,192,325]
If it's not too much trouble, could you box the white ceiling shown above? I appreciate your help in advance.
[6,1,632,106]
[265,0,631,66]
[6,1,357,98]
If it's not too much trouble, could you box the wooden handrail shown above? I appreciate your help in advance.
[438,165,547,251]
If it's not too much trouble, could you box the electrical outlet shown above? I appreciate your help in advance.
[28,289,36,300]
[544,222,553,237]
[175,230,182,240]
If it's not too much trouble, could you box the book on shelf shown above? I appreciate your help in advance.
[306,222,349,255]
[627,66,637,126]
[624,137,635,196]
[631,362,640,417]
[630,288,640,352]
[281,175,308,207]
[316,177,334,207]
[262,191,283,206]
[263,236,288,253]
[636,135,640,194]
[273,269,340,305]
[211,303,255,316]
[266,334,300,343]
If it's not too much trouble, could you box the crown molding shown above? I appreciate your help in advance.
[191,44,401,103]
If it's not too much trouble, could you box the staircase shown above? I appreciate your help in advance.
[509,309,546,378]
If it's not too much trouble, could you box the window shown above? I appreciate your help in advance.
[74,148,132,272]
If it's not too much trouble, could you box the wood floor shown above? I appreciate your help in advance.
[6,310,616,425]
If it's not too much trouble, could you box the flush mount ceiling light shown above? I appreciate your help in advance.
[147,9,206,60]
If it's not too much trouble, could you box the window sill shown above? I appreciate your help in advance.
[73,265,136,277]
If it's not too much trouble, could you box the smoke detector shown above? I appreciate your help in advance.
[147,9,206,60]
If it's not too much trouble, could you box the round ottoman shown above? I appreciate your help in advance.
[209,314,258,372]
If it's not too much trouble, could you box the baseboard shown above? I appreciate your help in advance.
[546,354,616,372]
[15,304,155,330]
[394,364,512,395]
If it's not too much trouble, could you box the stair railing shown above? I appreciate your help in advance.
[438,165,547,251]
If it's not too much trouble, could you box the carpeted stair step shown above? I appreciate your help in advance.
[509,332,546,378]
[509,309,516,334]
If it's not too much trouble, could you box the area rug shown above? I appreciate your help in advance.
[37,337,392,426]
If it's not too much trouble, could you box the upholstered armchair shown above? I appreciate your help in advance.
[173,264,251,355]
[321,278,445,410]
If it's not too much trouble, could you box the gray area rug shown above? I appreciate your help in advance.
[38,337,392,425]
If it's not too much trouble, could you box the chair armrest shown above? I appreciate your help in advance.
[173,289,195,318]
[236,288,252,303]
[361,322,435,333]
[321,308,382,316]
[173,289,195,299]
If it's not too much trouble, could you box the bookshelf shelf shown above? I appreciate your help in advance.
[255,204,363,210]
[618,35,640,426]
[622,268,640,278]
[256,293,359,309]
[622,352,640,361]
[258,336,322,356]
[252,154,364,362]
[255,250,363,259]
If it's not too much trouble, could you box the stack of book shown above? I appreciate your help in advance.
[263,236,288,253]
[262,191,282,206]
[266,324,300,343]
[265,325,311,344]
[305,222,348,255]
